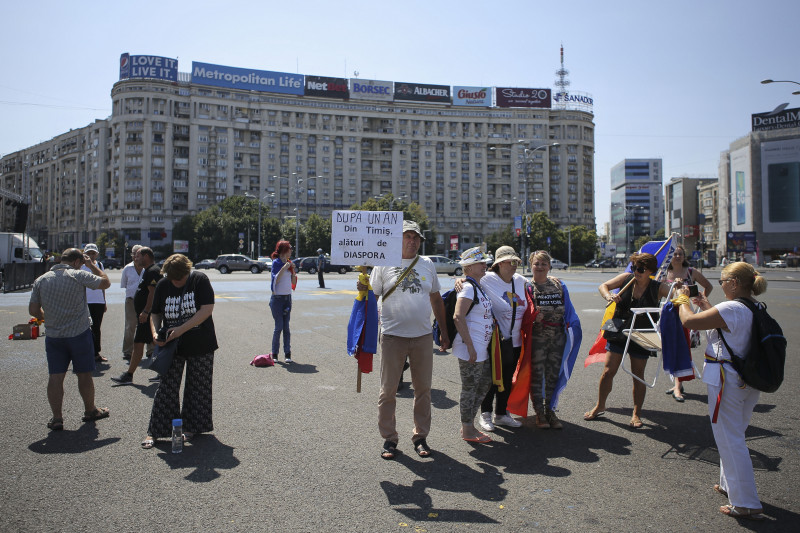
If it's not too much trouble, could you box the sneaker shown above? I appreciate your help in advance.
[122,354,131,362]
[110,372,133,385]
[478,412,495,432]
[284,356,293,364]
[546,410,563,430]
[493,413,522,428]
[148,375,161,383]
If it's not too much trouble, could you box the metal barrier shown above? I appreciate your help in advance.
[1,262,48,293]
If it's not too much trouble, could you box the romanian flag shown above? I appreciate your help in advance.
[584,234,676,367]
[507,282,582,416]
[489,323,504,392]
[346,268,378,373]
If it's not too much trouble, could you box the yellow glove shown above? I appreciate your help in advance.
[670,294,691,307]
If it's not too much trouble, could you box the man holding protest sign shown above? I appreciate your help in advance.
[359,220,450,460]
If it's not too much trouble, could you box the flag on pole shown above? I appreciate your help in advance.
[347,267,378,379]
[584,234,676,367]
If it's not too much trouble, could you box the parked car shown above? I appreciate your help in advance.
[101,257,122,270]
[765,260,787,268]
[584,259,598,268]
[194,259,216,270]
[257,256,273,270]
[215,254,264,274]
[550,258,569,270]
[423,255,463,276]
[296,255,351,274]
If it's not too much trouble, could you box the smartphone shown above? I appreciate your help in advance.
[688,285,699,297]
[156,326,169,342]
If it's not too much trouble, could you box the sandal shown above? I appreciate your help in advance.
[47,418,64,431]
[381,440,398,460]
[82,407,110,422]
[141,436,155,449]
[413,438,432,458]
[713,484,728,497]
[719,504,764,521]
[583,410,605,421]
[629,417,644,429]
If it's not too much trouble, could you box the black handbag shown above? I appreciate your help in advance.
[148,337,178,376]
[601,317,627,342]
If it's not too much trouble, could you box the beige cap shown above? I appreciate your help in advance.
[493,246,521,266]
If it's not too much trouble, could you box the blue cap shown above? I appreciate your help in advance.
[172,419,182,426]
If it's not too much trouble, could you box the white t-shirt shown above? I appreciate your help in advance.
[371,255,441,338]
[451,281,494,362]
[120,262,143,298]
[480,272,527,347]
[702,300,753,387]
[82,262,106,304]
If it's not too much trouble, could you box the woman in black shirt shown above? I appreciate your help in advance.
[141,254,218,449]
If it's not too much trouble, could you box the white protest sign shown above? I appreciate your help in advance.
[330,210,403,267]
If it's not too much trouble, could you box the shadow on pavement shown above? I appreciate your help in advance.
[155,434,240,482]
[280,361,318,374]
[28,424,120,454]
[380,450,503,523]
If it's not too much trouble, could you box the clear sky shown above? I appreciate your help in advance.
[1,0,797,231]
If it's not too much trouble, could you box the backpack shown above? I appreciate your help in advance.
[250,354,275,367]
[432,278,480,345]
[718,298,786,393]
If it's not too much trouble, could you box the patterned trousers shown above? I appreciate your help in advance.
[458,359,492,424]
[531,330,566,411]
[147,351,214,438]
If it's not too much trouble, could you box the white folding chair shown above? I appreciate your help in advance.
[619,306,664,388]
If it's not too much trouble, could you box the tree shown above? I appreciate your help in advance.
[351,193,435,248]
[527,212,562,257]
[303,213,332,254]
[485,224,520,256]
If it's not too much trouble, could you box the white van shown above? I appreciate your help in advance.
[0,232,43,265]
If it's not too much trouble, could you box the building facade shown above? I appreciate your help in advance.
[0,56,596,256]
[609,158,664,258]
[665,176,717,260]
[718,123,800,261]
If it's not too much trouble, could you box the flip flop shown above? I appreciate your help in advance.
[141,436,155,449]
[82,407,110,422]
[413,438,432,457]
[629,418,644,429]
[719,505,764,521]
[381,440,398,460]
[462,432,492,444]
[47,418,64,431]
[583,410,605,421]
[713,484,728,497]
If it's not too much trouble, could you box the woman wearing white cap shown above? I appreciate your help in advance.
[451,247,495,443]
[81,244,107,363]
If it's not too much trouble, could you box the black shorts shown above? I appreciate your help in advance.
[134,321,153,344]
[606,340,656,360]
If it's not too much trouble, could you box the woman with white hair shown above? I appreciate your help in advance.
[451,247,495,443]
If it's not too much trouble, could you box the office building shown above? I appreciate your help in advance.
[665,176,717,259]
[609,158,664,258]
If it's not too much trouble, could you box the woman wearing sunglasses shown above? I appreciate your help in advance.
[584,252,672,428]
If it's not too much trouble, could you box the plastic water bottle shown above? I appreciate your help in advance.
[171,419,183,454]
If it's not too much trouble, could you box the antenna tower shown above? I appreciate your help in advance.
[554,43,570,109]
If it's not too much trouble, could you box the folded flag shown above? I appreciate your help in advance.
[347,269,378,373]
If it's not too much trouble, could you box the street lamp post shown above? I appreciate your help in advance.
[293,174,303,257]
[760,79,800,95]
[492,141,558,273]
[246,192,276,259]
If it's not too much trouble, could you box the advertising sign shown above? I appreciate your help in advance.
[450,235,459,251]
[173,240,189,253]
[330,211,403,267]
[552,90,594,111]
[304,75,349,99]
[761,138,800,233]
[752,107,800,132]
[349,78,393,101]
[453,86,491,107]
[191,62,303,95]
[394,82,451,103]
[496,87,552,108]
[119,53,178,81]
[726,231,757,253]
[729,146,751,230]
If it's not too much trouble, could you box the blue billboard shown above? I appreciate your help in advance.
[191,62,303,95]
[119,53,178,81]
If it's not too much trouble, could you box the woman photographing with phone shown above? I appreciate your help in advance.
[665,245,713,401]
[269,240,297,363]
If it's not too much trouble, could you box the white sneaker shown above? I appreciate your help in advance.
[493,414,522,428]
[285,357,293,364]
[478,412,495,432]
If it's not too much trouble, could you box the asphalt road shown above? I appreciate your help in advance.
[1,268,798,532]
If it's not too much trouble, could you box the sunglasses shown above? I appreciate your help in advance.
[718,278,732,286]
[634,266,648,273]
